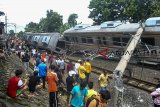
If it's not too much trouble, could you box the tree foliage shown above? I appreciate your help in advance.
[41,10,63,32]
[89,0,160,24]
[9,30,15,36]
[59,23,70,34]
[17,31,24,38]
[25,10,63,33]
[25,22,39,32]
[68,14,78,27]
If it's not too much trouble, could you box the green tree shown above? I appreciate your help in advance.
[151,0,160,16]
[39,10,63,32]
[59,23,70,34]
[9,30,15,36]
[68,14,78,27]
[17,31,24,38]
[89,0,160,24]
[39,18,47,32]
[25,10,63,33]
[25,22,39,32]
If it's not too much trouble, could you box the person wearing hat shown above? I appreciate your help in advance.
[66,69,76,104]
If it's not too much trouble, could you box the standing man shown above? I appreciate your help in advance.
[46,64,59,107]
[57,57,65,74]
[98,70,109,92]
[74,59,81,83]
[78,60,87,83]
[38,60,47,89]
[84,59,92,84]
[66,70,76,104]
[21,51,30,74]
[68,82,88,107]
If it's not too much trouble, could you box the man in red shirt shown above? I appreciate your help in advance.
[46,64,59,107]
[7,69,28,98]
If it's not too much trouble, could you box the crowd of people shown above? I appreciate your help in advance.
[5,37,160,107]
[5,37,111,107]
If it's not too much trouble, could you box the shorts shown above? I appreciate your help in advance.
[16,90,22,96]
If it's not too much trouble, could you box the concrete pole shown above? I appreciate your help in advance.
[113,24,144,107]
[5,16,7,34]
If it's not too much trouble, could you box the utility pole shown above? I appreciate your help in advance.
[14,24,17,37]
[113,24,144,107]
[5,16,7,34]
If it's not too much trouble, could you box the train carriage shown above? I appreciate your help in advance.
[24,32,65,54]
[63,17,160,64]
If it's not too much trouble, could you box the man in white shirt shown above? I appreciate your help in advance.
[32,48,36,57]
[74,59,81,83]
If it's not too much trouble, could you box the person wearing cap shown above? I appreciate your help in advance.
[66,69,76,104]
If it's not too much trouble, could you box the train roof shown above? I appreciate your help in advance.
[64,22,140,34]
[64,17,160,35]
[24,32,61,36]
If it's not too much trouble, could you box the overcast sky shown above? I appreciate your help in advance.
[0,0,93,32]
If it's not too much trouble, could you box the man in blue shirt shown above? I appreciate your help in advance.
[68,82,88,107]
[38,60,47,89]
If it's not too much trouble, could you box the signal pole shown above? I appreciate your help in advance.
[5,16,7,34]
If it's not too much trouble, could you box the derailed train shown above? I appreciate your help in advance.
[24,32,66,54]
[24,17,160,65]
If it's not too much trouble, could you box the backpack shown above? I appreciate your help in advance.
[86,96,99,107]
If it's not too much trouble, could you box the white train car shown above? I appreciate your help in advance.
[63,17,160,66]
[24,32,65,54]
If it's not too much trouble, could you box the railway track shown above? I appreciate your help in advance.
[66,56,157,93]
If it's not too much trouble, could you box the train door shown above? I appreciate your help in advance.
[55,39,66,54]
[32,35,40,47]
[42,36,51,47]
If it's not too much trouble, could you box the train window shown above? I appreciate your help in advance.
[141,37,155,45]
[112,37,121,46]
[97,37,102,44]
[56,40,65,49]
[82,38,87,43]
[75,37,78,43]
[45,37,47,41]
[122,38,130,46]
[71,37,75,42]
[156,20,160,25]
[0,28,2,34]
[151,50,157,55]
[102,37,107,45]
[35,37,37,40]
[87,37,93,43]
[107,23,114,27]
[65,37,69,41]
